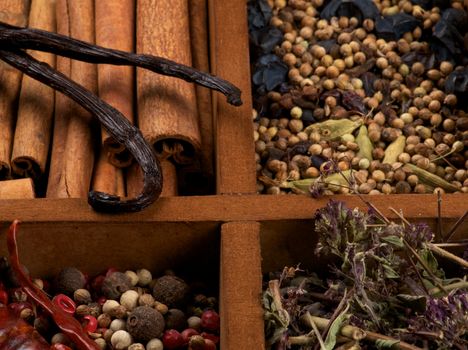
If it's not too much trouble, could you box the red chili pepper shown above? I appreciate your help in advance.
[82,315,98,333]
[0,289,8,305]
[7,220,100,350]
[52,294,76,315]
[0,306,51,349]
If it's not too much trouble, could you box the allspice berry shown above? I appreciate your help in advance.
[126,306,165,342]
[152,275,189,308]
[102,272,132,300]
[54,267,86,296]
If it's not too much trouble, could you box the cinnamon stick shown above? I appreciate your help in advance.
[46,0,71,197]
[136,0,201,164]
[92,147,125,198]
[0,0,30,179]
[0,178,35,199]
[95,0,135,168]
[189,0,214,177]
[55,0,98,198]
[11,0,56,179]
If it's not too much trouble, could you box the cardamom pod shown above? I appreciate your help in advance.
[404,163,459,192]
[303,119,362,141]
[355,125,374,161]
[282,170,353,192]
[382,135,406,164]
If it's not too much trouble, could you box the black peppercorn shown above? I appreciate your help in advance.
[152,275,189,308]
[164,308,187,331]
[101,272,132,300]
[126,306,165,342]
[53,267,86,296]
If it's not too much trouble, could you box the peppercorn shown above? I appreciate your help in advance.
[53,267,86,296]
[102,272,132,300]
[152,275,189,308]
[165,309,187,331]
[127,306,165,342]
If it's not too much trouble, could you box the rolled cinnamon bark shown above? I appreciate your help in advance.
[46,0,71,197]
[95,0,135,168]
[136,0,201,164]
[0,178,35,199]
[0,0,31,180]
[53,0,98,198]
[11,0,56,179]
[189,0,214,177]
[92,147,125,198]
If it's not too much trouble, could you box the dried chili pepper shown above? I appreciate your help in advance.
[7,220,100,350]
[0,21,242,213]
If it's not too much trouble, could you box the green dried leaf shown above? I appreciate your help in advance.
[419,248,444,278]
[323,303,350,349]
[381,235,404,248]
[383,264,400,279]
[375,338,400,349]
[396,294,427,313]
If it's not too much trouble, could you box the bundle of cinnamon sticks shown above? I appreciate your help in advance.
[0,0,214,200]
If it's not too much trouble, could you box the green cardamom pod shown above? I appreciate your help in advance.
[382,135,406,164]
[303,119,362,141]
[355,125,374,161]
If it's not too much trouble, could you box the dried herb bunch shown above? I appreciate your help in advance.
[0,21,242,212]
[249,0,468,196]
[263,201,468,349]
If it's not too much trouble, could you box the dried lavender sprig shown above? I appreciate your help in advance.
[0,21,242,106]
[0,49,161,213]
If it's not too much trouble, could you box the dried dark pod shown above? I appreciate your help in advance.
[152,275,190,308]
[101,272,132,300]
[164,308,187,331]
[54,267,86,296]
[126,306,165,342]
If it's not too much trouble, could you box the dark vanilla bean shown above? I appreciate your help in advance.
[0,49,161,213]
[0,21,242,106]
[0,20,243,212]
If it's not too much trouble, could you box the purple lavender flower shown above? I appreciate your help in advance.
[408,290,468,348]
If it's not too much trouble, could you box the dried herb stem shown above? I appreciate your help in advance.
[315,290,350,350]
[305,312,327,350]
[428,243,468,269]
[301,314,366,341]
[268,279,290,326]
[445,211,468,242]
[365,331,425,350]
[403,239,448,294]
[429,281,468,295]
[288,335,316,345]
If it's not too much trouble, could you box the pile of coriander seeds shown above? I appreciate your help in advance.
[249,0,468,195]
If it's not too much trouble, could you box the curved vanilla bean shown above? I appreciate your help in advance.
[0,49,162,213]
[0,21,242,106]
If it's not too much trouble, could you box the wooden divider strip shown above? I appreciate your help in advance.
[220,221,264,350]
[0,194,465,224]
[208,0,257,194]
